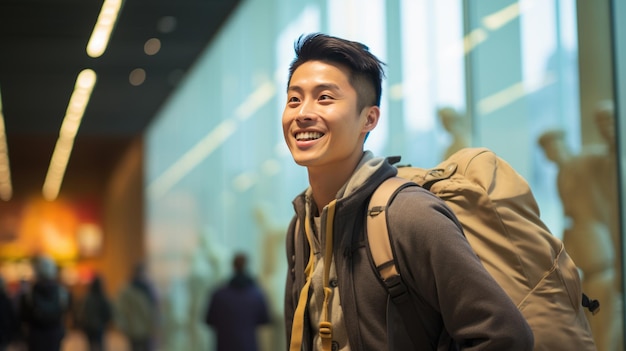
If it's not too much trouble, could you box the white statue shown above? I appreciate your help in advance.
[538,100,622,351]
[438,106,470,160]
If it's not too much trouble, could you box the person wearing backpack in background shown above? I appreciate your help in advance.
[78,274,113,351]
[282,33,533,351]
[18,254,69,351]
[115,262,159,351]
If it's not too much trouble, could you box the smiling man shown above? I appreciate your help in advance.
[281,33,533,351]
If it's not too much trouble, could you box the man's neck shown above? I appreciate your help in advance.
[307,154,363,212]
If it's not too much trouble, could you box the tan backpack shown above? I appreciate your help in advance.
[367,147,598,350]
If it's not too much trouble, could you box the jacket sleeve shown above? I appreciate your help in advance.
[388,187,534,351]
[205,292,216,326]
[256,286,271,325]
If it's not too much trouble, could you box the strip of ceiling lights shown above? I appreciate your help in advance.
[42,69,97,201]
[39,0,123,201]
[0,89,11,201]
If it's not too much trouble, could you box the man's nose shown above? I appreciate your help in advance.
[296,100,316,121]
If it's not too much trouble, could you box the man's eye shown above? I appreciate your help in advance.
[288,96,300,103]
[319,95,332,101]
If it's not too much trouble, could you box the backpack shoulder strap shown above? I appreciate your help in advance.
[367,177,410,279]
[367,176,438,350]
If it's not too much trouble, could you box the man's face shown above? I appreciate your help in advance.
[282,60,378,170]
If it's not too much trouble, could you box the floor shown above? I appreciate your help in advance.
[61,329,129,351]
[6,329,130,351]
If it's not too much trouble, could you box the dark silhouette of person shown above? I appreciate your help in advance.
[78,274,113,351]
[115,262,158,351]
[205,252,271,351]
[0,276,19,351]
[18,255,70,351]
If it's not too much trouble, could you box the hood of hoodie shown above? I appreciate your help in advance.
[292,151,399,229]
[301,151,396,204]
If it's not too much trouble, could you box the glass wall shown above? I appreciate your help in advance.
[613,0,626,342]
[144,0,623,350]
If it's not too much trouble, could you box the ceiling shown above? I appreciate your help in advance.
[0,0,241,199]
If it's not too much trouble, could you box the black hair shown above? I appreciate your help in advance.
[287,33,386,110]
[233,252,248,273]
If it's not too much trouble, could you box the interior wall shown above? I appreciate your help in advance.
[611,0,626,339]
[101,137,145,297]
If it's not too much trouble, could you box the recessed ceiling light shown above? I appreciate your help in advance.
[157,16,177,33]
[144,38,161,56]
[129,68,146,86]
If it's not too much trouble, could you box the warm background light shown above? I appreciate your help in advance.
[0,199,80,261]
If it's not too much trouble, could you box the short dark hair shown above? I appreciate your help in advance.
[233,252,248,273]
[287,33,386,110]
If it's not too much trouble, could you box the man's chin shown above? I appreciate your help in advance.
[292,156,317,167]
[294,159,311,167]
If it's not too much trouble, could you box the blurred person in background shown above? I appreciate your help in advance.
[10,278,31,350]
[77,274,113,351]
[205,252,271,351]
[18,255,70,351]
[115,262,158,351]
[0,275,19,351]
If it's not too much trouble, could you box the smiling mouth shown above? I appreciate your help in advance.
[295,131,324,141]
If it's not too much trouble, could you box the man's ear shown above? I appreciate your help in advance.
[362,105,380,133]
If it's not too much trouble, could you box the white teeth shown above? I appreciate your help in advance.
[295,131,323,141]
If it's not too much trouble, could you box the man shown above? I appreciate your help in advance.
[205,252,271,351]
[282,33,533,350]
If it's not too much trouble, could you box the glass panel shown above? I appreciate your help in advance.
[144,0,623,349]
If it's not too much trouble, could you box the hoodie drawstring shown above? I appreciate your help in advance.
[289,200,337,351]
[319,200,336,351]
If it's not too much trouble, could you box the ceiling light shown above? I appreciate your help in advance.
[144,38,161,55]
[86,0,124,58]
[0,88,12,201]
[129,68,146,86]
[42,69,97,201]
[157,16,177,33]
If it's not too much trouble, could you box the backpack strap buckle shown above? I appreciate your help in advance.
[384,275,410,303]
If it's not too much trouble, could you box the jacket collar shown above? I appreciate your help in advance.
[292,151,399,217]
